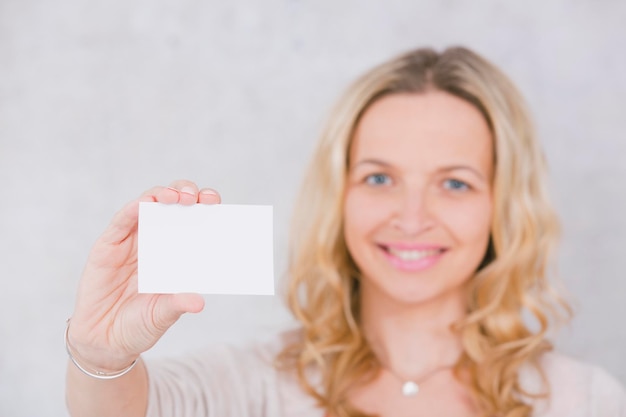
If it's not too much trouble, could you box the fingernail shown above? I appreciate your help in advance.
[200,189,217,196]
[181,186,195,195]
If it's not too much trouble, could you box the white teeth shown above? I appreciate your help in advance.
[387,248,441,261]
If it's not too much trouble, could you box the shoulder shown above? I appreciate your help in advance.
[145,327,319,417]
[522,351,626,417]
[147,327,302,387]
[246,326,304,363]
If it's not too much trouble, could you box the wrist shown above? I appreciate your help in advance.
[65,318,139,379]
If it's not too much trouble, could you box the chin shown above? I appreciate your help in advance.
[361,271,469,310]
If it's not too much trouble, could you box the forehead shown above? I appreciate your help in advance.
[350,92,493,173]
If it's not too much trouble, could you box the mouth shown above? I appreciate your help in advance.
[378,244,447,271]
[384,247,445,261]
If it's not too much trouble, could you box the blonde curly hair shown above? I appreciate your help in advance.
[279,46,571,417]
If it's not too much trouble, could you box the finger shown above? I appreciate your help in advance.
[138,186,180,204]
[168,180,199,205]
[98,184,179,246]
[98,199,141,245]
[198,188,221,205]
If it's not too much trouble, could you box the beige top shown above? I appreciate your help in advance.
[146,331,626,417]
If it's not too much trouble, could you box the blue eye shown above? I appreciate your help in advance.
[443,179,469,191]
[365,173,392,186]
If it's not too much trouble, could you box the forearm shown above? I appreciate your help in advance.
[66,357,149,417]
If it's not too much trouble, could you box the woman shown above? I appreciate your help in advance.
[65,47,626,417]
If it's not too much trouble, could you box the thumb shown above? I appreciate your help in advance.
[151,293,205,332]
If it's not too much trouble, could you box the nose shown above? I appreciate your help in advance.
[390,186,434,236]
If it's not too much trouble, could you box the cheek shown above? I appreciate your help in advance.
[439,197,492,244]
[343,192,367,247]
[343,190,390,247]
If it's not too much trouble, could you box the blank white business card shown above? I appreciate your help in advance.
[137,202,274,295]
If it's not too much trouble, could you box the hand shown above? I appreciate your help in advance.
[67,180,220,372]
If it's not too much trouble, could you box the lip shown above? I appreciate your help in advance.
[377,242,447,272]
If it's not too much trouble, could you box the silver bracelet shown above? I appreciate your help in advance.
[65,318,138,380]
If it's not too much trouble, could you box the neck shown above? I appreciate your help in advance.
[359,284,466,379]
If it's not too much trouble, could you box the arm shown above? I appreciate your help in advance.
[66,358,149,417]
[65,181,220,417]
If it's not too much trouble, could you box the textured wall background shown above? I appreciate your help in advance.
[1,1,625,416]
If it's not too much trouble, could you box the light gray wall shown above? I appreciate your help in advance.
[1,1,625,416]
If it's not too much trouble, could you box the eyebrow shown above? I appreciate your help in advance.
[351,159,488,182]
[351,159,391,169]
[440,165,488,182]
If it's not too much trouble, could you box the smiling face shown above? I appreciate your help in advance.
[343,91,494,308]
